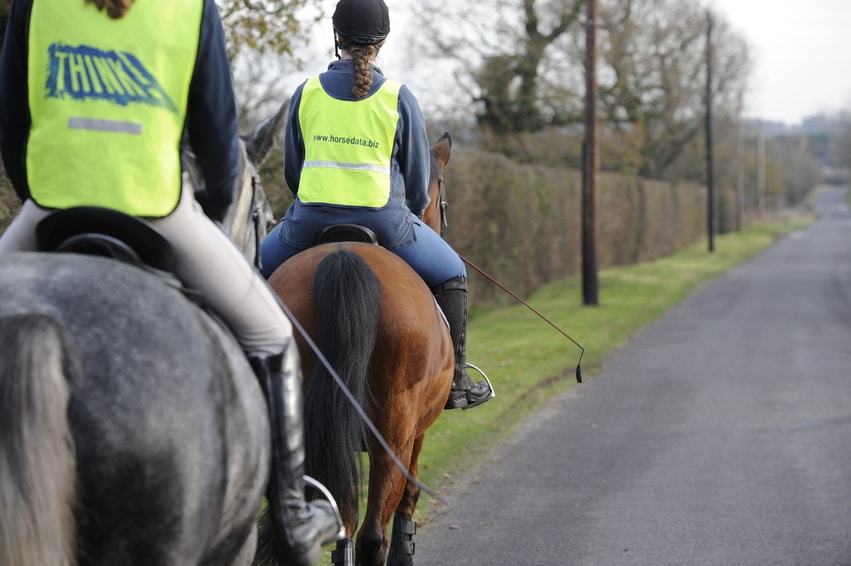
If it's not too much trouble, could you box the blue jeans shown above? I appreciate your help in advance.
[260,217,465,287]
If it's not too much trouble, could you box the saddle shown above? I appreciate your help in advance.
[316,224,379,245]
[36,207,176,272]
[35,207,206,304]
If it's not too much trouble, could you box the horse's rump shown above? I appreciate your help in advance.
[271,242,454,386]
[0,252,269,565]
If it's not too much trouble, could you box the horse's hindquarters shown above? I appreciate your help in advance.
[0,253,269,565]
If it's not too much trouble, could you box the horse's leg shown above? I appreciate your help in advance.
[357,440,414,566]
[386,433,425,566]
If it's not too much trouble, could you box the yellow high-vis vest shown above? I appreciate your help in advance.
[297,76,401,208]
[26,0,203,217]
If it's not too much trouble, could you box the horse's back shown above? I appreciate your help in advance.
[0,252,268,565]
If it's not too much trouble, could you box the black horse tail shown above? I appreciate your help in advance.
[304,248,381,520]
[0,314,78,566]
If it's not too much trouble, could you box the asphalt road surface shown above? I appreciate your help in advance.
[415,188,851,566]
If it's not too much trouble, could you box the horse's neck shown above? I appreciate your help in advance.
[182,141,273,267]
[220,146,273,266]
[422,185,443,235]
[223,153,254,249]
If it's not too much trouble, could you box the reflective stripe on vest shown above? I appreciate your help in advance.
[297,76,401,208]
[26,0,202,217]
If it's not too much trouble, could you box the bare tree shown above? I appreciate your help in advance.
[216,0,321,61]
[596,0,751,178]
[219,1,324,128]
[413,0,585,133]
[231,50,292,130]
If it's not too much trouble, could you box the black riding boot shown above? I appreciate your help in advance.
[432,275,494,410]
[249,340,343,566]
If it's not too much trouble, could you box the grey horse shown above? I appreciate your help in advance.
[0,103,286,566]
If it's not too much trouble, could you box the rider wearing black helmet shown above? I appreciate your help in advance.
[332,0,389,47]
[260,0,494,411]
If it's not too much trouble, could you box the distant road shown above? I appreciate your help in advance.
[415,188,851,566]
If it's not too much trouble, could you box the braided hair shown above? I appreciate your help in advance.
[340,41,382,99]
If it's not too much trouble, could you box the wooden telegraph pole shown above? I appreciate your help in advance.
[704,10,715,253]
[581,0,599,306]
[735,94,744,232]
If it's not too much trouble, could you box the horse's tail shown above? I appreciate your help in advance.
[0,314,78,566]
[304,248,381,519]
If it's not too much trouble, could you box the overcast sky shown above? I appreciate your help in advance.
[708,0,851,124]
[299,1,851,127]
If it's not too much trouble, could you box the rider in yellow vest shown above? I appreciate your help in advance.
[296,75,401,209]
[260,0,495,411]
[0,1,340,563]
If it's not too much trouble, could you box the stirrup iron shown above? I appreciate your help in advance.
[304,474,346,543]
[465,362,496,401]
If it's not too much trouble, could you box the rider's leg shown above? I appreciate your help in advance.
[431,274,494,410]
[153,188,341,565]
[0,199,51,253]
[248,342,344,566]
[258,217,309,279]
[392,220,494,410]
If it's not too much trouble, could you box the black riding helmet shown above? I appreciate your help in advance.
[332,0,390,46]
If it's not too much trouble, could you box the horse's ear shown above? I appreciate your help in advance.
[431,132,452,169]
[242,99,290,167]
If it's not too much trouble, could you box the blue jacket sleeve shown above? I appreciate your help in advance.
[185,0,240,221]
[0,0,33,199]
[397,86,431,217]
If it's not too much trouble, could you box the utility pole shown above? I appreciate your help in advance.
[735,93,744,232]
[704,10,715,252]
[757,120,766,217]
[581,0,599,306]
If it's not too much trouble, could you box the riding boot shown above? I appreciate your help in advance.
[432,275,494,410]
[249,340,343,566]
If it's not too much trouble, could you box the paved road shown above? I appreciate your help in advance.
[415,188,851,566]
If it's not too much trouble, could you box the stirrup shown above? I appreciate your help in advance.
[462,363,495,410]
[304,475,346,543]
[444,363,496,410]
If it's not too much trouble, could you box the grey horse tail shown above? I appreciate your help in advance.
[0,314,77,566]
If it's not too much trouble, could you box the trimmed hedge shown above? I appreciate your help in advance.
[441,148,710,306]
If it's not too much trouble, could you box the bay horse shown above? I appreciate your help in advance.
[0,104,289,565]
[260,134,456,566]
